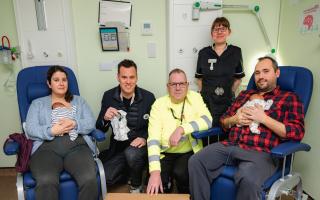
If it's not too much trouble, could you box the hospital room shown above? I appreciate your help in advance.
[0,0,319,199]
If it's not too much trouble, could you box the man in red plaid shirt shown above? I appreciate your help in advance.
[189,56,305,200]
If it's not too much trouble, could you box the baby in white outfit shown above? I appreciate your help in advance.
[51,102,77,141]
[240,94,273,134]
[110,110,130,141]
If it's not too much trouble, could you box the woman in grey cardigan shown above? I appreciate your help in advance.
[25,66,98,200]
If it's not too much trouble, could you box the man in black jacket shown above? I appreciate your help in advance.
[96,59,155,192]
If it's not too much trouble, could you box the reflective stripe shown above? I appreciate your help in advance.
[148,141,168,151]
[201,115,212,128]
[148,140,160,148]
[191,139,198,147]
[190,121,199,132]
[148,155,160,163]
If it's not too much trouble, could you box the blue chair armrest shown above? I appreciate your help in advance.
[270,141,311,158]
[192,127,224,139]
[89,129,105,142]
[3,139,20,155]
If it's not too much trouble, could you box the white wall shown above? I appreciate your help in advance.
[0,0,23,167]
[278,0,320,198]
[71,0,167,117]
[223,0,281,83]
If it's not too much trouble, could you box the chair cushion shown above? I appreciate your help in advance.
[27,83,50,103]
[219,166,237,179]
[23,163,101,187]
[24,171,73,187]
[277,69,296,91]
[247,68,297,92]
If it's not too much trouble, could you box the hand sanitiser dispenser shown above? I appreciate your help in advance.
[0,36,12,64]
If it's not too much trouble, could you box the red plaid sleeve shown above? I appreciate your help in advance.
[283,93,305,140]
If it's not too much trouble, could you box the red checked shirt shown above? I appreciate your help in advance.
[220,86,305,153]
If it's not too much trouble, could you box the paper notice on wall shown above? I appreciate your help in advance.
[99,1,132,28]
[300,4,320,34]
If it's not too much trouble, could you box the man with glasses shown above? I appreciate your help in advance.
[146,68,212,194]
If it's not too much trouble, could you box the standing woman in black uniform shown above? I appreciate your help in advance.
[195,17,245,146]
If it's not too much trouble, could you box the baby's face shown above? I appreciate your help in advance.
[52,102,66,109]
[250,94,264,101]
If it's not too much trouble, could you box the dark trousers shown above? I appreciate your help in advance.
[100,145,147,187]
[189,143,278,200]
[29,135,98,200]
[160,152,193,194]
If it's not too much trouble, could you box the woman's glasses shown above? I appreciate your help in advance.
[212,27,228,33]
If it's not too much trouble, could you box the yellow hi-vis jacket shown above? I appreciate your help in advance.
[147,91,212,172]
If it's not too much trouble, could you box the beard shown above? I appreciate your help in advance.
[257,85,272,92]
[256,79,273,92]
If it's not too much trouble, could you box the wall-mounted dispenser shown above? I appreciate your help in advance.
[0,36,12,64]
[34,0,47,31]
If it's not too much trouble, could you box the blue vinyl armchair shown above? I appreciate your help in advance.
[192,66,313,200]
[3,66,107,200]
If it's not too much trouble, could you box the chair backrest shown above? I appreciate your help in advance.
[247,66,313,115]
[16,66,80,125]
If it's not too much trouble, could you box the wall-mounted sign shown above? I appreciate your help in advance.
[300,4,319,34]
[99,0,132,28]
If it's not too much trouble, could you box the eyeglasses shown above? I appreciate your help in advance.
[212,27,228,33]
[168,82,188,88]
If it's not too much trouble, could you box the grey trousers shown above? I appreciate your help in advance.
[29,135,98,200]
[188,143,278,200]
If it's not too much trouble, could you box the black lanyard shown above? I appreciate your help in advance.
[170,98,186,125]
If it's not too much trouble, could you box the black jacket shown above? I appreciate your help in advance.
[96,86,155,141]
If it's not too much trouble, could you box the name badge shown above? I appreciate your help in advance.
[208,59,217,70]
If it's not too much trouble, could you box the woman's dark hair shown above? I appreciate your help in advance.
[211,17,231,33]
[47,65,73,102]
